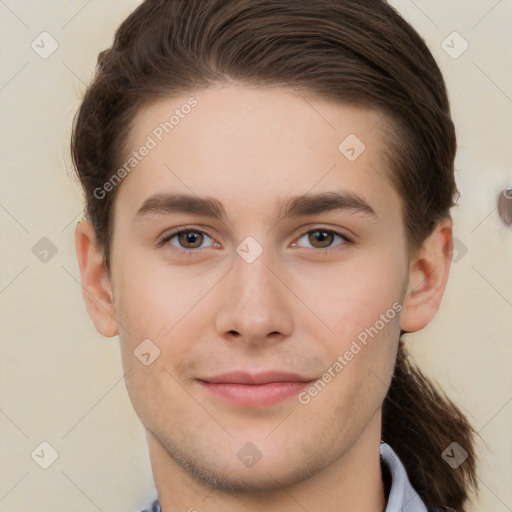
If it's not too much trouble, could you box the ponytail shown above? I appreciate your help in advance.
[382,337,478,511]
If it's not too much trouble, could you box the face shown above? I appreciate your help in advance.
[106,85,411,491]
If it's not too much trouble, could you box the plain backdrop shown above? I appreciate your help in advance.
[0,1,511,511]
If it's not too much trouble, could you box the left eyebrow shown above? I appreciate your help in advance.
[280,191,377,221]
[133,190,378,223]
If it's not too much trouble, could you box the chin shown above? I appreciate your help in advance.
[157,429,328,493]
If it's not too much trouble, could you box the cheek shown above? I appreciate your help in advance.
[293,254,405,347]
[113,267,199,424]
[112,258,220,402]
[294,252,404,407]
[305,314,399,427]
[113,256,211,342]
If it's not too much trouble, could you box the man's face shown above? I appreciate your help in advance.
[108,85,409,491]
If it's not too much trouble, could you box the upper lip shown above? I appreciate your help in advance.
[199,371,315,385]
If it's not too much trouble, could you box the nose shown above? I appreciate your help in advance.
[215,250,294,346]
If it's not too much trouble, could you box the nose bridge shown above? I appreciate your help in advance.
[234,252,276,306]
[215,248,294,342]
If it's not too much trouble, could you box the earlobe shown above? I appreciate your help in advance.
[400,217,453,333]
[75,221,119,337]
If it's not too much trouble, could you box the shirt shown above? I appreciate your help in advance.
[379,442,428,512]
[139,442,430,512]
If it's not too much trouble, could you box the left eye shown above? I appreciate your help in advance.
[294,229,348,249]
[165,229,214,250]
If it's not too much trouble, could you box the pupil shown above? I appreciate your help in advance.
[310,230,332,248]
[180,231,202,248]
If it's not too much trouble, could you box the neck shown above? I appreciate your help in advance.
[146,413,386,512]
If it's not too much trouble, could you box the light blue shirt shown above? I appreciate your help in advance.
[380,442,428,512]
[140,442,429,512]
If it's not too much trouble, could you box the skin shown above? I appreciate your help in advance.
[75,84,453,512]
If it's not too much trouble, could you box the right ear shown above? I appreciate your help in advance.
[75,220,119,337]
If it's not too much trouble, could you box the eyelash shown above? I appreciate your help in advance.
[156,226,353,256]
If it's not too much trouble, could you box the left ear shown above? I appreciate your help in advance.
[400,216,453,333]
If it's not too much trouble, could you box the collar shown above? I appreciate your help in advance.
[380,442,428,512]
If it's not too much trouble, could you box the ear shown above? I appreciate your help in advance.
[400,216,453,333]
[75,220,119,337]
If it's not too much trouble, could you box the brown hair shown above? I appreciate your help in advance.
[71,0,478,508]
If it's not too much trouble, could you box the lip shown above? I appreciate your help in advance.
[197,371,315,407]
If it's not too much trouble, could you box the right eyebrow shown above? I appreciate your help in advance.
[134,193,227,222]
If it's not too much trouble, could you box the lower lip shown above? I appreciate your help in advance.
[198,381,311,407]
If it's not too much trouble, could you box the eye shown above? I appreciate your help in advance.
[159,228,215,251]
[293,228,350,250]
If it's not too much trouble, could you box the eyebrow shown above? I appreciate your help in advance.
[134,191,377,223]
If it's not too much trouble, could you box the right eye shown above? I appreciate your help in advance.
[157,227,219,255]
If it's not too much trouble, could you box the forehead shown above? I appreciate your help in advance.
[114,84,399,221]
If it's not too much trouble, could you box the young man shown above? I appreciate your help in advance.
[72,1,477,511]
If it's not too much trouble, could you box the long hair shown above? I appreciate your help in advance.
[383,336,477,509]
[70,1,478,508]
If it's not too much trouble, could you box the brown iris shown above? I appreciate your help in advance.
[178,230,204,248]
[308,230,334,248]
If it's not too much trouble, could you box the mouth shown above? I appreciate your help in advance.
[197,371,316,407]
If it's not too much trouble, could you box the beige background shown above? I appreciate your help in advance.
[0,1,511,511]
